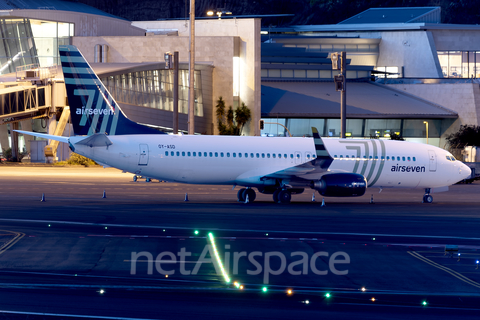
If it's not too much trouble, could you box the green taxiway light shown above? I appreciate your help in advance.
[194,230,199,235]
[207,232,231,284]
[262,287,268,292]
[325,293,331,298]
[422,301,428,306]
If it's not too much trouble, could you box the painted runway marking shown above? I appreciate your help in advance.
[2,218,480,241]
[0,310,160,320]
[408,251,480,289]
[0,230,25,256]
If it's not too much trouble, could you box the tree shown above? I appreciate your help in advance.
[215,97,252,135]
[235,102,252,135]
[446,125,480,149]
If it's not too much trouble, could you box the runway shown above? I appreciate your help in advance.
[1,166,480,319]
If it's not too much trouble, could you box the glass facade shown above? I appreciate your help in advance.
[261,118,443,140]
[0,18,73,75]
[437,51,480,78]
[101,69,204,117]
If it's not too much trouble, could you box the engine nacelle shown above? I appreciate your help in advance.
[312,173,367,197]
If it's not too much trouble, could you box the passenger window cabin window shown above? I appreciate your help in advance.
[262,153,265,158]
[198,152,201,157]
[375,156,378,160]
[182,152,185,156]
[220,152,224,157]
[238,153,242,158]
[256,153,260,158]
[307,154,311,159]
[397,156,400,161]
[176,151,180,156]
[209,152,213,157]
[233,153,236,158]
[273,154,276,159]
[413,156,416,161]
[407,157,411,161]
[267,153,270,158]
[187,152,191,156]
[369,156,372,160]
[165,151,168,156]
[204,152,207,157]
[193,152,196,157]
[402,156,405,161]
[284,154,287,158]
[290,154,294,159]
[381,156,384,160]
[227,153,230,157]
[215,152,218,157]
[386,156,390,160]
[171,151,174,156]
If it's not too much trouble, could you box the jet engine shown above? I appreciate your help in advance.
[312,173,367,197]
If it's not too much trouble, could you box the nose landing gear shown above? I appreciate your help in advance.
[237,188,256,202]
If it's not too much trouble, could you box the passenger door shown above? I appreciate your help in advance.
[428,150,436,172]
[139,144,149,166]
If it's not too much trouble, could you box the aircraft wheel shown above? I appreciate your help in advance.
[278,190,292,204]
[244,188,256,202]
[273,189,281,203]
[237,188,246,202]
[133,175,137,182]
[423,195,433,203]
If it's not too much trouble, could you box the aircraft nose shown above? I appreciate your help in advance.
[459,163,472,180]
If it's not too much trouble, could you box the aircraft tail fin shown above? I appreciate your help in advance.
[312,127,333,169]
[59,45,165,136]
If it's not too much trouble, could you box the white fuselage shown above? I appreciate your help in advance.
[71,135,471,190]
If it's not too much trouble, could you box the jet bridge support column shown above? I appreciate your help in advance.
[20,119,32,156]
[11,122,19,161]
[45,117,57,163]
[0,124,8,153]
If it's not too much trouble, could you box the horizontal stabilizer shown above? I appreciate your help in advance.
[14,130,70,144]
[75,133,113,147]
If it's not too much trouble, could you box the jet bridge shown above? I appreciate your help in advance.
[0,65,67,161]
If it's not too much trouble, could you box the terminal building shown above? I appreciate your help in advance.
[0,3,479,162]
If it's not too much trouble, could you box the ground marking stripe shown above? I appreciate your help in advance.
[408,251,480,289]
[0,230,25,255]
[3,218,480,240]
[0,310,160,320]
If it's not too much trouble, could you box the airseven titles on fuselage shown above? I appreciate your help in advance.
[76,107,114,116]
[391,164,426,173]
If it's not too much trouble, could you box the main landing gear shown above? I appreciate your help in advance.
[423,188,433,203]
[237,188,256,202]
[273,189,292,204]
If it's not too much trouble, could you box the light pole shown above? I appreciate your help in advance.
[423,121,429,144]
[188,0,195,135]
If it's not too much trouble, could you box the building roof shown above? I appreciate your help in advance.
[261,81,457,119]
[0,0,123,20]
[338,7,441,24]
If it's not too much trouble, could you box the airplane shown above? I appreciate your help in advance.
[15,45,472,204]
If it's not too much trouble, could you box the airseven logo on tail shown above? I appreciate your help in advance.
[76,107,114,116]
